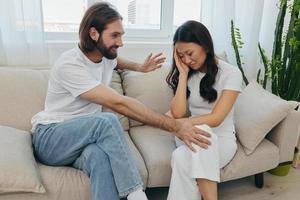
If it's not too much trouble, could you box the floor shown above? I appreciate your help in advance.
[146,166,300,200]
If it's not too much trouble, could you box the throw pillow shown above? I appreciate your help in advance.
[0,126,45,194]
[234,81,294,155]
[121,66,174,127]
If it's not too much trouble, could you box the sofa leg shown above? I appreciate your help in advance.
[254,173,264,188]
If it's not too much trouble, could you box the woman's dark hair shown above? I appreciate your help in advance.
[166,20,218,103]
[79,2,122,53]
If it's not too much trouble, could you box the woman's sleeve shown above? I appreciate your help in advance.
[222,67,243,92]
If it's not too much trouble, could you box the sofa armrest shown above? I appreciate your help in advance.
[266,110,300,163]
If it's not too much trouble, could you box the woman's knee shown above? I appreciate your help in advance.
[194,124,213,134]
[195,124,218,142]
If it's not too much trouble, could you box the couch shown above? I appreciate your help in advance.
[0,65,299,200]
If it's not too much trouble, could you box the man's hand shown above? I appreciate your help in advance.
[139,53,166,72]
[175,118,211,152]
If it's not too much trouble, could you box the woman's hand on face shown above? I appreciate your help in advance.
[174,49,189,76]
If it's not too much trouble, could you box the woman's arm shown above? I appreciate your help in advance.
[170,49,190,118]
[170,75,188,118]
[189,90,239,127]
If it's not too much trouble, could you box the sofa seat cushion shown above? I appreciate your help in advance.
[220,139,279,182]
[0,163,90,200]
[124,132,148,186]
[129,126,176,187]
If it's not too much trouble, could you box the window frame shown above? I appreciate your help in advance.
[44,0,175,42]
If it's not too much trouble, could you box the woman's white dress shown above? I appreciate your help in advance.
[167,59,243,200]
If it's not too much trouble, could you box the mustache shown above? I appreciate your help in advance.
[110,45,119,49]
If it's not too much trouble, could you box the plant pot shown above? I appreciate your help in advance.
[268,147,299,176]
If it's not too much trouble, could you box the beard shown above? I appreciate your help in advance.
[96,37,118,59]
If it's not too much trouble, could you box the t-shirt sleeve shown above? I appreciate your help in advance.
[55,64,101,98]
[222,66,243,92]
[102,58,117,85]
[111,58,117,69]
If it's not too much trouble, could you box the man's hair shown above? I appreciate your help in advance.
[79,2,122,53]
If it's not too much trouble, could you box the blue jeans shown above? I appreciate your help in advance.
[32,112,143,200]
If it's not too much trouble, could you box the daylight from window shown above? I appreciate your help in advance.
[42,0,201,36]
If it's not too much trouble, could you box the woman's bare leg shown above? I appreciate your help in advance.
[196,178,217,200]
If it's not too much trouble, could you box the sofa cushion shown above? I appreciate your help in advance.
[220,139,279,182]
[0,67,129,132]
[129,126,176,187]
[121,66,173,127]
[0,68,49,132]
[0,163,90,200]
[0,126,45,194]
[124,132,148,186]
[102,70,130,131]
[234,81,294,155]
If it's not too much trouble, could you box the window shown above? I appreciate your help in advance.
[104,0,161,30]
[42,0,87,32]
[173,0,201,29]
[42,0,201,41]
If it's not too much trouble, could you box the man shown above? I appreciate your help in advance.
[31,2,210,200]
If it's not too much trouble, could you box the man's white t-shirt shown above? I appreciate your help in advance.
[187,59,243,138]
[31,45,117,132]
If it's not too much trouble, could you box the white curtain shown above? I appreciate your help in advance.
[201,0,278,82]
[0,0,48,66]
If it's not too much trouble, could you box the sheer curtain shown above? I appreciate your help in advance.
[0,0,48,66]
[201,0,277,82]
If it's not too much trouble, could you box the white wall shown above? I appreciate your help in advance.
[47,42,173,66]
[47,40,234,68]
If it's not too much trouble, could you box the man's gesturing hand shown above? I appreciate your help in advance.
[139,53,166,72]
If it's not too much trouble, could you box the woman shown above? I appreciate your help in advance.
[166,20,243,200]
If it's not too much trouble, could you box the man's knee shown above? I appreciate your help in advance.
[101,112,120,124]
[91,112,121,128]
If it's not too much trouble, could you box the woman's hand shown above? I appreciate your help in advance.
[174,49,189,76]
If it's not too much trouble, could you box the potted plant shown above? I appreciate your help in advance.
[231,0,300,175]
[231,0,299,101]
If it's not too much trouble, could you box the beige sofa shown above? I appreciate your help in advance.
[0,66,299,200]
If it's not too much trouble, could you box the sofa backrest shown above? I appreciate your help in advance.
[120,66,174,127]
[102,70,130,131]
[0,67,50,132]
[0,67,130,132]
